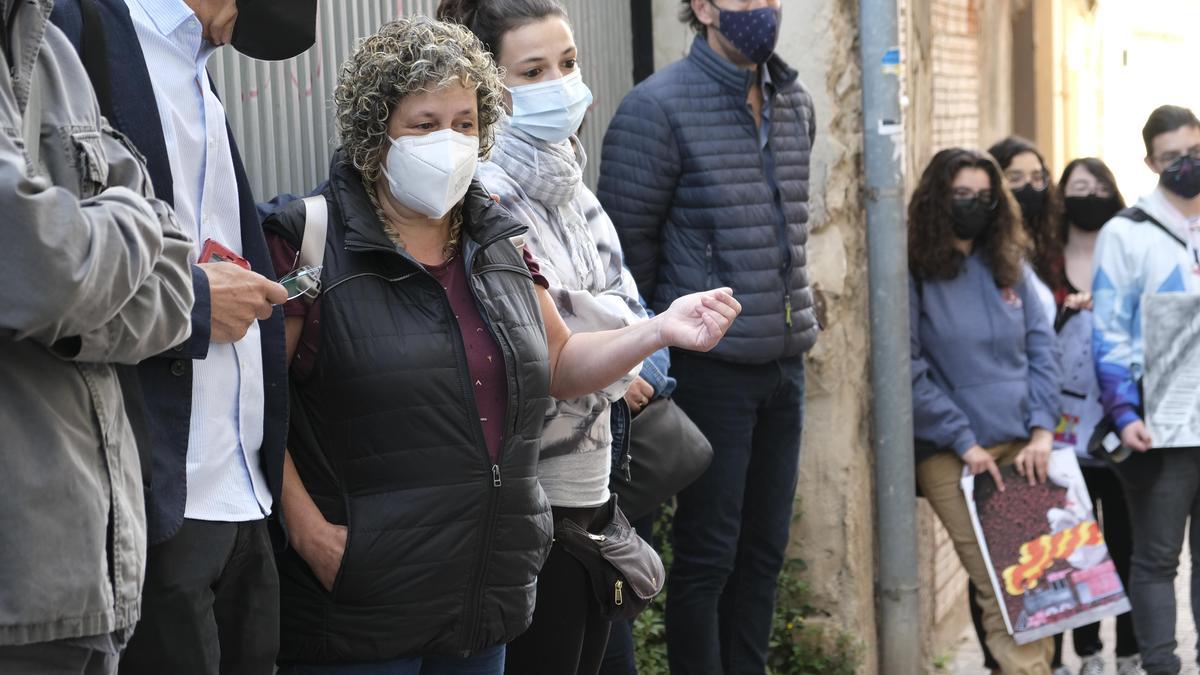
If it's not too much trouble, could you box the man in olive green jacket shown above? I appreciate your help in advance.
[0,0,193,671]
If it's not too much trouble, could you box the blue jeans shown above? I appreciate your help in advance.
[665,352,805,675]
[277,646,505,675]
[1120,448,1200,675]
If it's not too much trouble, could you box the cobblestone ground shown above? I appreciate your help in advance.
[948,548,1198,674]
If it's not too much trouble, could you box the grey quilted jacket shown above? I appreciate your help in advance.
[598,35,818,363]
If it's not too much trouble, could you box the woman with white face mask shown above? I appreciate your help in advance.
[437,2,668,674]
[263,17,742,675]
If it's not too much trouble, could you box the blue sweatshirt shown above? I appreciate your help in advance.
[910,253,1062,459]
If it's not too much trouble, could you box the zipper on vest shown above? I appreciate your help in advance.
[458,232,526,652]
[347,219,528,653]
[445,285,502,654]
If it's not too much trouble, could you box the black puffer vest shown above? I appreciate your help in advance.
[267,155,554,663]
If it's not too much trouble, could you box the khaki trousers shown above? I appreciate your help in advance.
[917,440,1055,675]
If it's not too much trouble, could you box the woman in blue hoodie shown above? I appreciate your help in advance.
[909,148,1061,674]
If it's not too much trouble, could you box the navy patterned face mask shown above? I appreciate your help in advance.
[712,3,781,64]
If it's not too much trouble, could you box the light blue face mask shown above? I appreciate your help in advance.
[507,71,594,144]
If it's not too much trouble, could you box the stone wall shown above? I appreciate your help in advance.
[777,2,876,673]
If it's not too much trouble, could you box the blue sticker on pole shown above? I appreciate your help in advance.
[882,47,901,75]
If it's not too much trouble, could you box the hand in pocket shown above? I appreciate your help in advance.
[296,519,348,592]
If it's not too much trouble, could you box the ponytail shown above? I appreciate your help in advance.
[436,0,567,61]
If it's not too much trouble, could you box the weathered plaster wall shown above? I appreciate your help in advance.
[778,3,876,674]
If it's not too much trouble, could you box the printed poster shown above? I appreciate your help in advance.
[1143,293,1200,448]
[962,450,1131,645]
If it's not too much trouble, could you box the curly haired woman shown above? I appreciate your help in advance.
[908,148,1061,675]
[264,17,741,675]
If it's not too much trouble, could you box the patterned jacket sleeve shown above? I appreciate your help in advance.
[1091,223,1143,431]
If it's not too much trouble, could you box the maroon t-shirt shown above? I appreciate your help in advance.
[268,233,548,463]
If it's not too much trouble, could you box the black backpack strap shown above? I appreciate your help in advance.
[79,0,114,120]
[1121,206,1187,250]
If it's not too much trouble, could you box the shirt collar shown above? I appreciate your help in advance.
[760,62,776,98]
[131,0,196,38]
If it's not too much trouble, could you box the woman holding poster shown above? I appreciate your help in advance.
[908,147,1061,673]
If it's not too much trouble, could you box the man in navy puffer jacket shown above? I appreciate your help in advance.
[598,1,817,672]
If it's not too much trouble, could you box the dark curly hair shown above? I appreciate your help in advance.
[333,16,505,251]
[987,136,1062,286]
[334,16,504,186]
[908,148,1031,289]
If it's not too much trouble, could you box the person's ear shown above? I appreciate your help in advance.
[691,0,719,29]
[1145,155,1159,175]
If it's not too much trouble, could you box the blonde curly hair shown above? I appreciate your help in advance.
[334,16,505,216]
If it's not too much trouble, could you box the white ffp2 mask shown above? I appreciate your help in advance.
[507,71,593,144]
[382,129,480,219]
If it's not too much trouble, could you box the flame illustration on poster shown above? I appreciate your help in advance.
[961,450,1131,645]
[1001,521,1105,595]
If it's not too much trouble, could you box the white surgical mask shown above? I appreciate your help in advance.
[382,129,479,219]
[507,71,593,144]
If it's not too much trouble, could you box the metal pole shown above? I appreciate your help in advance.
[858,0,921,672]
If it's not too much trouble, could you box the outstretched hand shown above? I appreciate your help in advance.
[655,288,742,353]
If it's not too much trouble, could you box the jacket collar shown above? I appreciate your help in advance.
[328,151,526,258]
[687,33,798,97]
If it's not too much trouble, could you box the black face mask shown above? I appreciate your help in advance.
[950,197,996,240]
[1012,184,1048,220]
[1160,155,1200,200]
[1064,195,1121,232]
[230,0,318,61]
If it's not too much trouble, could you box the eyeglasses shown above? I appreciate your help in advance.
[1155,146,1200,167]
[952,188,997,207]
[1004,169,1049,190]
[279,265,322,302]
[1064,181,1114,199]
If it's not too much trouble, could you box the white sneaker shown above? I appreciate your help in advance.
[1117,655,1147,675]
[1078,654,1105,675]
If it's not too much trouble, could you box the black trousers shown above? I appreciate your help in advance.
[119,519,279,675]
[505,505,612,675]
